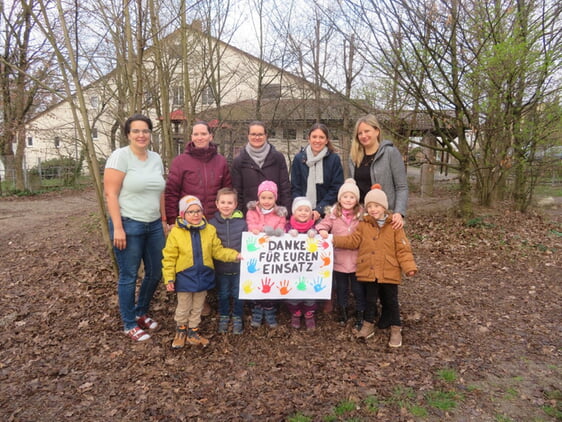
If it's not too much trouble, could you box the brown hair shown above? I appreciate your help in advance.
[248,121,267,135]
[216,187,238,202]
[308,122,335,152]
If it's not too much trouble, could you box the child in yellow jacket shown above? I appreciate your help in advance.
[323,184,417,347]
[163,195,242,349]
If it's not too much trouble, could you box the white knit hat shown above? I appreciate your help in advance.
[364,184,388,209]
[292,196,313,214]
[338,178,360,202]
[178,195,203,215]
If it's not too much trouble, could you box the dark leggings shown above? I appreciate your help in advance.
[364,282,401,327]
[334,271,365,311]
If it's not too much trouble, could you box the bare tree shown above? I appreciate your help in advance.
[336,0,562,216]
[0,0,56,191]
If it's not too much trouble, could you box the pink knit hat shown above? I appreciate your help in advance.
[257,180,278,199]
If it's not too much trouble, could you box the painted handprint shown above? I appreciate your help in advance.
[246,236,260,252]
[259,277,274,293]
[320,252,331,267]
[310,277,327,293]
[319,269,331,279]
[258,235,269,245]
[296,276,307,291]
[246,258,261,273]
[278,280,292,295]
[242,280,254,294]
[306,237,319,253]
[320,239,330,250]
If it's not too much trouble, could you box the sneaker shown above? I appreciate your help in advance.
[264,307,278,328]
[251,307,263,327]
[291,311,302,329]
[187,328,209,346]
[136,315,159,330]
[232,316,244,335]
[356,321,375,340]
[389,326,402,348]
[218,315,230,334]
[304,312,316,331]
[125,326,150,342]
[172,326,187,349]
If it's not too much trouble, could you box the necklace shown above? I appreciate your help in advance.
[361,153,375,167]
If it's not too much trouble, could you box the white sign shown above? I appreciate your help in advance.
[239,232,334,300]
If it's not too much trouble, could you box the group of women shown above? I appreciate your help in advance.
[104,113,409,341]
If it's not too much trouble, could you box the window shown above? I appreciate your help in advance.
[54,136,61,148]
[90,96,99,108]
[27,136,33,147]
[202,85,215,105]
[92,128,98,139]
[172,85,184,106]
[261,83,281,99]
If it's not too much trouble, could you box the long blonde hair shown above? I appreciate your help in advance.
[350,114,382,167]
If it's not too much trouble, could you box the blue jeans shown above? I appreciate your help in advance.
[217,273,243,318]
[109,217,165,331]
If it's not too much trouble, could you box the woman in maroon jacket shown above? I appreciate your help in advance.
[231,121,291,214]
[165,121,231,223]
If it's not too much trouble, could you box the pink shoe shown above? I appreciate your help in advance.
[305,312,316,331]
[291,313,301,329]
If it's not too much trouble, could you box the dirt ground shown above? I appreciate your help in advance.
[0,183,560,421]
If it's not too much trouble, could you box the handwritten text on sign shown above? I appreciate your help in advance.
[239,232,333,300]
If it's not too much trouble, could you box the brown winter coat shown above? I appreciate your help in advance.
[333,215,417,284]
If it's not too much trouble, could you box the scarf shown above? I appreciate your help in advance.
[342,208,355,225]
[305,145,328,208]
[289,215,315,233]
[245,142,271,168]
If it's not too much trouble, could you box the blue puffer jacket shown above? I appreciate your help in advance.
[162,218,239,292]
[209,210,247,274]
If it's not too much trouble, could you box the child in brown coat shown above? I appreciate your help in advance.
[325,184,417,347]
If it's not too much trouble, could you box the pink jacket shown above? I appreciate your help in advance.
[245,201,287,233]
[316,209,361,274]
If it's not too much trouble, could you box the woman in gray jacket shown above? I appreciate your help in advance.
[349,114,408,230]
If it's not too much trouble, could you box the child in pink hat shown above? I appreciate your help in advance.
[245,180,288,328]
[245,180,287,237]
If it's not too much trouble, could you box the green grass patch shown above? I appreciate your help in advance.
[333,399,356,415]
[287,413,312,422]
[436,368,458,383]
[534,183,562,197]
[425,390,463,411]
[465,217,495,228]
[362,396,380,413]
[542,389,562,419]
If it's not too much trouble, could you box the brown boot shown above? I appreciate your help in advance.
[356,321,375,340]
[389,326,402,348]
[172,326,187,349]
[187,327,209,347]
